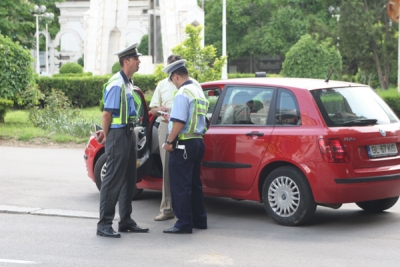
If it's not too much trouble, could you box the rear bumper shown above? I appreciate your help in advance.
[308,161,400,204]
[335,173,400,184]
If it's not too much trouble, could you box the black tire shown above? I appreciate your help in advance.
[262,166,316,226]
[356,196,399,213]
[93,153,143,199]
[94,153,107,191]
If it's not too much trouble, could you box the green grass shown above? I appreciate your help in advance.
[0,108,103,144]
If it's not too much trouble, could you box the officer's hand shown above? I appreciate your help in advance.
[163,143,174,152]
[95,130,106,144]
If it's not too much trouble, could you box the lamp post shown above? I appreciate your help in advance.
[328,6,340,48]
[221,0,228,79]
[44,14,54,75]
[31,5,54,75]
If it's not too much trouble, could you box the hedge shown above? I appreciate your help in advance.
[36,74,157,108]
[381,95,400,118]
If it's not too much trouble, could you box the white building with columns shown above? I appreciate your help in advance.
[50,0,203,75]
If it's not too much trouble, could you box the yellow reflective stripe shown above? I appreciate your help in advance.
[175,86,209,139]
[132,91,141,118]
[182,89,198,133]
[178,133,203,140]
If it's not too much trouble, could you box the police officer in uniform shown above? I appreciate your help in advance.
[161,59,208,234]
[96,43,149,238]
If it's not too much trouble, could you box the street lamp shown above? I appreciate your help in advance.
[328,6,340,48]
[44,14,54,75]
[31,5,54,75]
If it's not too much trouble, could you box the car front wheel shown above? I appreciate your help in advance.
[94,153,143,199]
[262,166,316,226]
[356,196,399,213]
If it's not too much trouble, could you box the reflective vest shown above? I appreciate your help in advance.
[177,87,209,140]
[103,77,142,125]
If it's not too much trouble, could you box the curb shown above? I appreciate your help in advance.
[0,205,99,220]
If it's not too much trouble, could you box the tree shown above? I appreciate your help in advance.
[338,0,396,89]
[280,34,342,79]
[155,24,226,83]
[138,34,148,55]
[204,0,327,60]
[0,0,61,50]
[0,34,36,122]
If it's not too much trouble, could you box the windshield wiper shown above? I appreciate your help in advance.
[343,119,377,126]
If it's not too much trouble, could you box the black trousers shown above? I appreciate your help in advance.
[97,127,137,230]
[169,138,207,232]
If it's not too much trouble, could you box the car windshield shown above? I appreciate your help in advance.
[310,86,399,127]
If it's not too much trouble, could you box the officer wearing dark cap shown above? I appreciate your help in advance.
[95,43,149,238]
[161,59,209,234]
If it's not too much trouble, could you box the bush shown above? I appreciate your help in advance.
[112,62,120,74]
[78,56,84,67]
[0,35,35,101]
[28,89,94,137]
[281,34,342,79]
[59,62,83,74]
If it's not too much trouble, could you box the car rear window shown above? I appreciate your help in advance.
[310,87,399,127]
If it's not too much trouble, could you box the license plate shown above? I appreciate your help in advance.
[366,143,398,158]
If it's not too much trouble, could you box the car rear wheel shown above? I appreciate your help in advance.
[94,153,143,199]
[262,166,316,226]
[356,196,399,213]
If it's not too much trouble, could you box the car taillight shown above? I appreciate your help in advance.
[318,138,350,163]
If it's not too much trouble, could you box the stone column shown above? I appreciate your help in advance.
[158,0,204,65]
[84,0,128,75]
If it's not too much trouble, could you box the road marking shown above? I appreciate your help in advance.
[0,259,39,264]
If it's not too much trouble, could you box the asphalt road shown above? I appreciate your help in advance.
[1,146,400,267]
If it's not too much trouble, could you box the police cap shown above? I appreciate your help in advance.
[114,43,142,58]
[162,59,187,75]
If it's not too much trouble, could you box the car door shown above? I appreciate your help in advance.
[132,88,151,182]
[202,85,277,191]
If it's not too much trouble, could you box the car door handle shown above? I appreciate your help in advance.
[246,131,264,136]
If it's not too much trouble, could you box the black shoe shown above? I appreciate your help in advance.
[118,225,149,233]
[96,228,121,238]
[163,227,192,234]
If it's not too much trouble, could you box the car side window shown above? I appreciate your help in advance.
[215,86,274,125]
[276,89,301,126]
[204,88,221,120]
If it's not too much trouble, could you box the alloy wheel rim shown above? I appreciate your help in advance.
[100,163,107,182]
[268,176,300,217]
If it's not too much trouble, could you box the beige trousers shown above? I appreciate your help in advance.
[158,121,173,215]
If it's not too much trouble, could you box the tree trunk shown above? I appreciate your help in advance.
[370,37,387,89]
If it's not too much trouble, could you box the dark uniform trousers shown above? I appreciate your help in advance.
[97,127,137,231]
[169,138,207,232]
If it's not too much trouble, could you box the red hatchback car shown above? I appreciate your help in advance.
[84,77,400,226]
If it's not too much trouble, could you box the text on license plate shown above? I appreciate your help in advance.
[366,143,398,158]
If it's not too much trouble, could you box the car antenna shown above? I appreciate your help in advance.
[325,69,334,82]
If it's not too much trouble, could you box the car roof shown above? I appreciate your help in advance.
[200,77,367,91]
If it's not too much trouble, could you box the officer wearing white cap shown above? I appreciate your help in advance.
[149,55,202,222]
[96,43,149,238]
[161,59,209,234]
